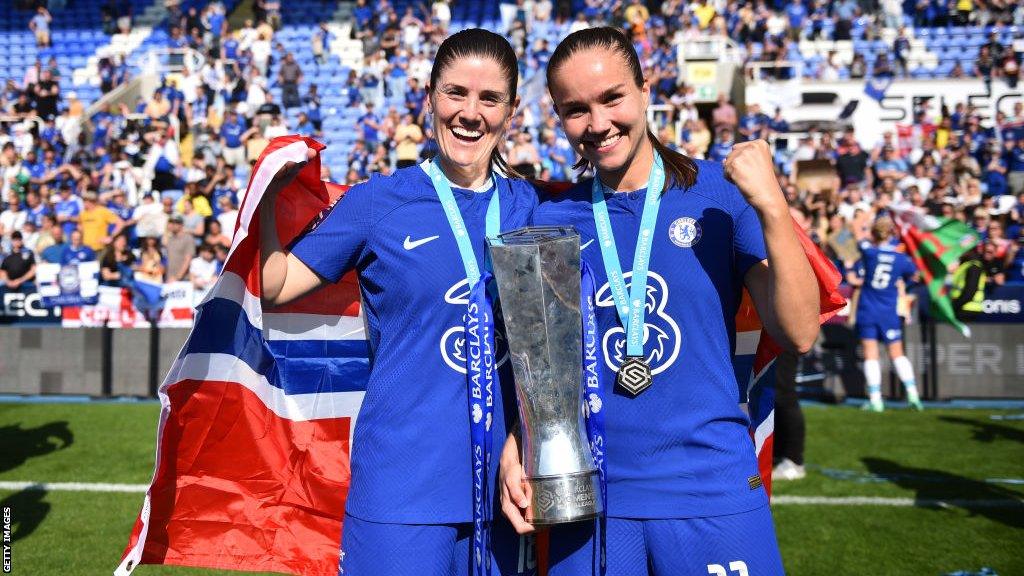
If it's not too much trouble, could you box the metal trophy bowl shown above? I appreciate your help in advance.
[488,226,602,525]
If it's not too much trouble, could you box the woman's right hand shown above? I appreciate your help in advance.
[499,432,535,535]
[262,148,317,203]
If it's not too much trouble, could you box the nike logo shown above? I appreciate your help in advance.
[404,235,440,250]
[580,239,595,250]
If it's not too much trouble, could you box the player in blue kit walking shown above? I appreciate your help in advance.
[846,216,921,412]
[259,30,537,576]
[498,27,820,575]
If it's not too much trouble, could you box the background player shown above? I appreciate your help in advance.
[846,216,922,412]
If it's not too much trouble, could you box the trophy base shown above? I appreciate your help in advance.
[526,471,603,526]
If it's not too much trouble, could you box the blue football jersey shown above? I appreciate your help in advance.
[853,242,916,323]
[531,159,769,519]
[290,164,537,524]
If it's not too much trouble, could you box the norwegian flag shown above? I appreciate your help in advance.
[116,137,365,576]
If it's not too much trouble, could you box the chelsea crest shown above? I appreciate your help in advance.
[668,217,701,248]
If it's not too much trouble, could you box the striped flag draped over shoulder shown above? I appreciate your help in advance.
[117,136,367,576]
[735,220,846,495]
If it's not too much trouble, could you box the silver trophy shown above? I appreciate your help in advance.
[488,226,602,525]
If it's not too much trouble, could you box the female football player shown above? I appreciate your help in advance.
[260,29,537,576]
[500,27,819,575]
[846,216,921,412]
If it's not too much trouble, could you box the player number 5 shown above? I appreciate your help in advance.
[871,262,893,290]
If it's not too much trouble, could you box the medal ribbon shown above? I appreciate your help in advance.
[591,153,666,359]
[429,161,500,576]
[581,260,608,572]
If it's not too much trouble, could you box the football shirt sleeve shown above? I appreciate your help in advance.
[732,204,768,281]
[290,178,374,283]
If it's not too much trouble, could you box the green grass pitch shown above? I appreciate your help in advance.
[0,402,1021,575]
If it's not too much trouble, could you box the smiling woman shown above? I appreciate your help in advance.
[499,26,820,576]
[256,28,539,576]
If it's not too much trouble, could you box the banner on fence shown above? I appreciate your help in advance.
[61,282,195,328]
[36,261,100,307]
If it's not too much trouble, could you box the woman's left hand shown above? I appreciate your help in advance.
[723,140,788,215]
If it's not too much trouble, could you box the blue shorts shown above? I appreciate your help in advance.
[547,505,784,576]
[340,513,536,576]
[856,316,903,343]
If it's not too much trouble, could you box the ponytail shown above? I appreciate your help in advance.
[491,147,524,179]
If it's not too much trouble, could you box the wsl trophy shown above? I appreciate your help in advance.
[488,226,602,525]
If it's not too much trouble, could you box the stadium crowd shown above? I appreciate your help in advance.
[1,0,1023,300]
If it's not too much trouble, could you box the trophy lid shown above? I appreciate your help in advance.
[488,226,578,247]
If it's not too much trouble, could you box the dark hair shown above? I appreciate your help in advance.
[428,28,521,178]
[546,26,697,192]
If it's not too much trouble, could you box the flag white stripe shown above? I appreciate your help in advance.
[754,409,774,455]
[166,352,365,422]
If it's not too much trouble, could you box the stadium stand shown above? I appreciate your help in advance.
[0,0,1022,314]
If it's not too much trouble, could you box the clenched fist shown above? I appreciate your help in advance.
[722,140,787,216]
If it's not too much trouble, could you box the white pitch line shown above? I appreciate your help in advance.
[0,483,1021,509]
[772,495,1024,508]
[0,481,148,493]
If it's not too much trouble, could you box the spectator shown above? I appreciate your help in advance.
[277,52,303,109]
[508,130,540,179]
[189,243,219,296]
[875,145,910,181]
[80,190,124,251]
[893,27,911,77]
[311,22,332,67]
[33,214,60,255]
[61,229,96,265]
[837,140,871,187]
[1008,137,1024,194]
[358,101,383,147]
[393,112,423,169]
[132,193,168,242]
[1,229,36,292]
[203,219,231,250]
[29,7,52,48]
[136,235,165,283]
[215,196,238,235]
[219,110,247,168]
[163,214,195,282]
[976,45,995,93]
[54,184,83,238]
[303,84,323,133]
[30,69,60,120]
[0,192,27,249]
[179,197,205,243]
[99,232,136,287]
[739,103,769,141]
[711,92,737,131]
[144,128,181,192]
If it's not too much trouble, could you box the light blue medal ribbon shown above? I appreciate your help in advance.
[591,153,666,394]
[429,161,500,576]
[581,260,608,573]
